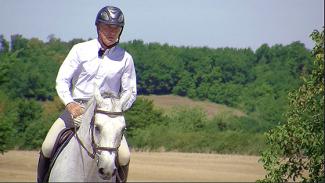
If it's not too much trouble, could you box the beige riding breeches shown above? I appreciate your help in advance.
[41,118,66,157]
[41,112,130,166]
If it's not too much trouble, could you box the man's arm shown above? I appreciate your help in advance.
[56,45,84,117]
[55,45,80,106]
[120,55,137,111]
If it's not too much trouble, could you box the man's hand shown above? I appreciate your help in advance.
[66,102,84,118]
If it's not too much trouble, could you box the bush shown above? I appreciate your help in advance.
[128,106,267,155]
[259,29,324,182]
[0,91,18,153]
[125,97,166,137]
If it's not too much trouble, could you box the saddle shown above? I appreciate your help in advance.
[44,128,75,182]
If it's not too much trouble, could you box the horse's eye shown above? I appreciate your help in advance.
[95,126,100,132]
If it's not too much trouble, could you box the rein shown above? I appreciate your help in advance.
[96,109,124,116]
[74,109,124,159]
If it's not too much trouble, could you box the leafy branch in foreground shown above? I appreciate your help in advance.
[258,28,324,182]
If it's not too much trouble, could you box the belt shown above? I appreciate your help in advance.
[74,99,89,104]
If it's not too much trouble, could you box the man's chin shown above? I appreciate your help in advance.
[103,40,116,48]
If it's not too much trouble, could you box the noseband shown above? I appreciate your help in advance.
[74,109,124,159]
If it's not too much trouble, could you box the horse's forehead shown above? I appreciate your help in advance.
[95,114,125,128]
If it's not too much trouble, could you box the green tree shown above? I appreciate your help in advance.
[0,91,18,153]
[124,97,166,137]
[0,35,9,54]
[172,71,196,97]
[259,29,324,182]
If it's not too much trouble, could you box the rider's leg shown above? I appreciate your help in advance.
[37,118,65,183]
[37,151,50,183]
[37,104,83,183]
[117,135,130,182]
[41,118,66,157]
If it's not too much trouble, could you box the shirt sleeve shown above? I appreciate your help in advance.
[120,55,137,111]
[55,45,80,106]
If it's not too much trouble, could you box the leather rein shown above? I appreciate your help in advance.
[74,109,124,159]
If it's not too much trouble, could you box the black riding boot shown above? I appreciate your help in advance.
[37,151,50,183]
[117,162,129,183]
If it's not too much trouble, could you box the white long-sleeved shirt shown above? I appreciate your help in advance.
[56,39,137,110]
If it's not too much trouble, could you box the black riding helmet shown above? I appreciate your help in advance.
[95,6,125,26]
[95,6,125,48]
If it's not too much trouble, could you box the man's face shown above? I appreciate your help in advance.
[97,23,122,48]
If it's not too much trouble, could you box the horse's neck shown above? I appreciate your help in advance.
[72,134,98,179]
[49,134,97,182]
[73,98,96,170]
[76,127,94,161]
[77,98,96,151]
[50,99,107,182]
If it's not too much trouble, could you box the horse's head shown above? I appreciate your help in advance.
[90,87,132,180]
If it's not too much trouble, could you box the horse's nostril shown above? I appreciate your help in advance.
[98,168,104,175]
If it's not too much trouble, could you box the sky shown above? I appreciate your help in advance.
[0,0,324,50]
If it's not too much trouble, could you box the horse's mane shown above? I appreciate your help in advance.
[78,97,97,134]
[79,92,118,130]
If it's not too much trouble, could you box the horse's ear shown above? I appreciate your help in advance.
[94,83,104,105]
[119,88,133,111]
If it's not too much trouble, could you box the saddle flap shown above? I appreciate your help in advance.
[44,128,75,182]
[50,128,75,159]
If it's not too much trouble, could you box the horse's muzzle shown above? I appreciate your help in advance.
[98,167,116,180]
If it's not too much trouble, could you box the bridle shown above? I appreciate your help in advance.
[74,109,124,160]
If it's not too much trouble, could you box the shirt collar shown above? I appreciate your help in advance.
[96,38,118,58]
[96,38,103,50]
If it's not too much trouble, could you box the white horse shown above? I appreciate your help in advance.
[49,88,131,182]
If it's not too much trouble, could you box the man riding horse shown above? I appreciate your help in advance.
[37,5,137,183]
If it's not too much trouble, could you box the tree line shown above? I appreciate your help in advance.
[0,32,316,157]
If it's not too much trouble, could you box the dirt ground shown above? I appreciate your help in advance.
[0,150,265,182]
